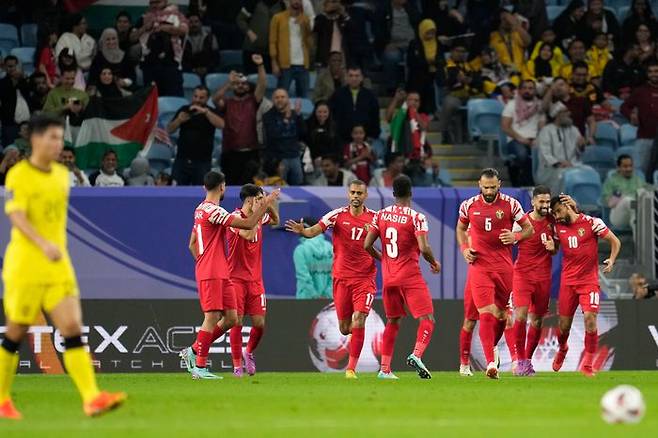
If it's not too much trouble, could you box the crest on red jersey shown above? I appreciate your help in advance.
[578,227,585,237]
[495,209,504,220]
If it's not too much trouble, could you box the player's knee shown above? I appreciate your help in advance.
[583,313,597,331]
[352,313,367,328]
[224,314,239,328]
[558,318,572,333]
[58,321,82,339]
[252,318,265,329]
[418,314,434,323]
[515,308,528,322]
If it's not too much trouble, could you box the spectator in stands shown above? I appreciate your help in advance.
[406,18,443,115]
[313,51,345,102]
[310,154,357,186]
[633,24,656,63]
[89,150,126,187]
[237,0,286,74]
[263,89,305,185]
[27,72,50,112]
[489,9,531,76]
[629,273,658,300]
[198,0,244,51]
[559,39,595,80]
[586,32,613,79]
[436,42,482,143]
[602,44,643,99]
[329,65,380,142]
[304,100,340,163]
[126,156,155,186]
[155,171,173,186]
[421,0,467,40]
[602,154,647,231]
[0,55,30,147]
[90,68,130,99]
[182,12,219,78]
[59,146,90,187]
[553,0,587,51]
[213,54,267,186]
[134,0,189,97]
[479,47,513,96]
[90,28,136,86]
[528,29,566,77]
[578,0,620,48]
[269,0,313,98]
[343,0,375,69]
[115,10,136,52]
[543,74,596,144]
[314,0,350,67]
[526,43,560,84]
[513,0,549,41]
[167,85,224,185]
[343,125,373,185]
[43,66,89,122]
[370,152,405,187]
[35,27,58,89]
[292,217,333,300]
[536,102,585,194]
[55,13,96,72]
[0,146,22,185]
[385,89,431,158]
[374,0,421,93]
[622,0,658,46]
[10,121,30,156]
[621,61,658,178]
[57,48,85,91]
[254,156,288,186]
[501,79,544,186]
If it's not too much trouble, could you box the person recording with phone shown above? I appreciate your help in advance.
[43,66,89,125]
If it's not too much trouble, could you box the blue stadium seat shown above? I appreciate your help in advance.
[10,47,35,75]
[594,122,619,149]
[146,143,174,174]
[467,98,503,140]
[619,124,637,146]
[546,6,566,22]
[20,23,38,47]
[0,23,19,52]
[219,50,243,71]
[158,96,188,114]
[562,167,602,214]
[617,6,631,20]
[182,72,202,99]
[654,169,658,186]
[205,73,230,92]
[581,145,615,181]
[247,73,278,92]
[299,98,314,117]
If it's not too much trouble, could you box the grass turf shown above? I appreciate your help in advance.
[1,371,657,437]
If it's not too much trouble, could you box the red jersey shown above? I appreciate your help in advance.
[458,193,525,272]
[227,209,271,282]
[319,206,377,280]
[193,201,235,280]
[555,213,609,286]
[513,213,554,280]
[370,204,428,286]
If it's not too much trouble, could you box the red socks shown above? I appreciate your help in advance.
[246,327,264,354]
[557,328,570,350]
[584,331,598,354]
[347,327,365,371]
[505,325,517,362]
[513,320,527,361]
[230,326,243,369]
[413,319,434,358]
[380,323,400,373]
[459,328,473,365]
[526,325,542,360]
[494,318,506,346]
[479,313,497,364]
[194,330,213,368]
[212,324,226,342]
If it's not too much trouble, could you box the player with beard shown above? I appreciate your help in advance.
[285,180,378,379]
[547,196,620,377]
[456,168,533,379]
[181,171,279,379]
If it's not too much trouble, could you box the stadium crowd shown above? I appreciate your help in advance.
[0,0,657,192]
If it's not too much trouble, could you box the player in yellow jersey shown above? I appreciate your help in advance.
[0,114,126,420]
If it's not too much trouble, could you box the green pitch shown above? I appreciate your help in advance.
[1,371,657,437]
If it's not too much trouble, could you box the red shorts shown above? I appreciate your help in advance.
[512,276,551,316]
[197,279,236,312]
[558,284,600,317]
[470,269,513,310]
[333,277,377,321]
[383,280,433,319]
[234,279,266,316]
[463,276,479,321]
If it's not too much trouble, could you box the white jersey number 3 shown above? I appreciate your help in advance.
[385,227,399,258]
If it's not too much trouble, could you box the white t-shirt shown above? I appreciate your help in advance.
[55,32,96,70]
[94,172,125,187]
[502,99,543,142]
[289,17,305,66]
[14,89,30,124]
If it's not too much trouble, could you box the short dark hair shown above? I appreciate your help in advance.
[568,38,585,50]
[572,61,589,72]
[480,168,500,179]
[532,185,551,197]
[346,65,362,73]
[617,154,632,166]
[351,124,366,132]
[204,171,225,191]
[3,55,18,64]
[68,13,85,32]
[322,154,341,165]
[60,65,77,75]
[263,157,282,177]
[186,11,201,19]
[350,179,367,188]
[28,113,64,136]
[239,183,264,201]
[63,146,76,155]
[116,10,132,22]
[549,195,563,210]
[30,71,46,81]
[102,149,118,160]
[392,174,412,199]
[385,152,404,167]
[194,85,210,95]
[520,79,536,88]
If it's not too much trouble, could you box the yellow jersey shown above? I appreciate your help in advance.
[2,160,75,284]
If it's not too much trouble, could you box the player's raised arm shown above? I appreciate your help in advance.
[231,190,281,230]
[7,211,62,261]
[601,229,621,274]
[267,202,280,227]
[188,231,199,259]
[363,228,382,261]
[285,219,323,238]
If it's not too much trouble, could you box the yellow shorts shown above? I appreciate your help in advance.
[3,281,79,325]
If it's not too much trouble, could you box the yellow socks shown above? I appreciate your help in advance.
[63,347,100,403]
[0,347,18,403]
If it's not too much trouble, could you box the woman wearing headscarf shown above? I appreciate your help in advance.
[577,0,620,48]
[89,68,131,100]
[553,0,586,51]
[621,0,658,46]
[406,19,444,114]
[89,28,136,86]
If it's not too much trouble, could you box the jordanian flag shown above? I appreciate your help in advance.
[75,86,158,170]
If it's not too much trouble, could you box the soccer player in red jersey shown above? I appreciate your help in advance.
[547,196,620,377]
[180,172,279,379]
[364,175,441,380]
[227,184,279,378]
[456,168,533,379]
[285,180,377,379]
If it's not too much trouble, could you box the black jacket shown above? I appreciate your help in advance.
[329,85,380,141]
[314,13,351,67]
[601,58,644,97]
[182,32,220,72]
[0,76,30,125]
[373,0,420,53]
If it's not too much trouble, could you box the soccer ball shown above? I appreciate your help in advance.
[600,385,646,424]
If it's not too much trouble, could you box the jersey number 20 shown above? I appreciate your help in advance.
[385,227,398,258]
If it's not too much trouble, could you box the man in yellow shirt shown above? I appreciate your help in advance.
[489,9,531,75]
[0,114,126,420]
[559,39,596,80]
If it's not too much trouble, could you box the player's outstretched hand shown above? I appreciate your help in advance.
[285,218,305,234]
[498,229,516,245]
[430,260,441,274]
[602,258,614,273]
[543,236,555,252]
[41,241,62,261]
[462,248,477,264]
[265,189,281,205]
